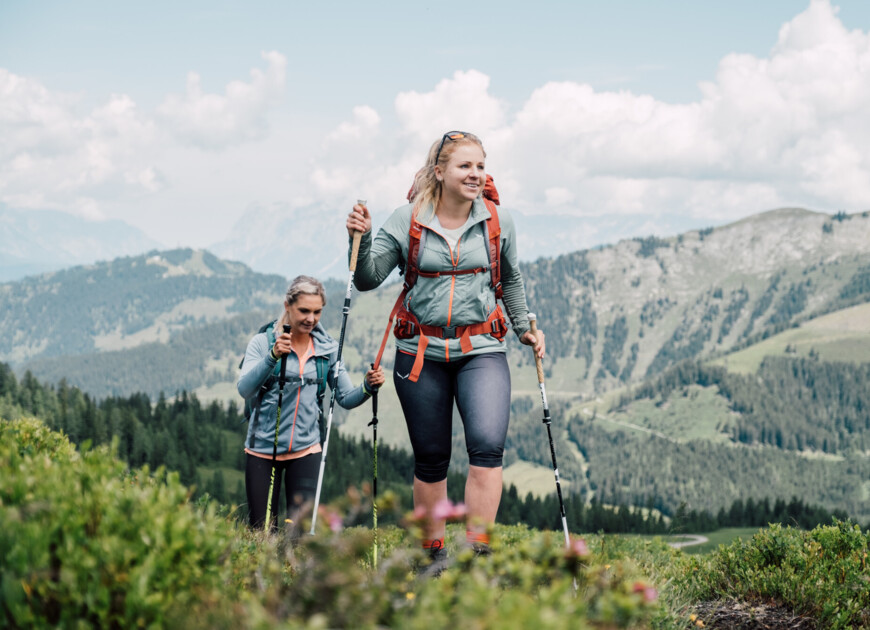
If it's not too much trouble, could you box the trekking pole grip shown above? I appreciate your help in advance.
[349,199,366,272]
[528,313,545,384]
[279,324,291,379]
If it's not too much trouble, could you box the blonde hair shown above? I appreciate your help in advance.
[276,275,326,330]
[411,132,486,223]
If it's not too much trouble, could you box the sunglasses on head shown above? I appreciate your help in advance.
[434,131,469,165]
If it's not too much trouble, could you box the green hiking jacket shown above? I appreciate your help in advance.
[353,198,531,362]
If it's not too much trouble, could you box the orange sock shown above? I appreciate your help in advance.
[466,531,490,546]
[422,537,444,551]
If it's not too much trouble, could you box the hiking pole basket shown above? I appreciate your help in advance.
[264,323,291,532]
[309,203,365,535]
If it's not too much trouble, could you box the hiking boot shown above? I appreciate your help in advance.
[469,541,491,557]
[417,540,450,578]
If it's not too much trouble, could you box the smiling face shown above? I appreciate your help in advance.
[436,142,486,206]
[285,293,324,335]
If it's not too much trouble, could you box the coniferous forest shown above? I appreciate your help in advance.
[1,362,857,534]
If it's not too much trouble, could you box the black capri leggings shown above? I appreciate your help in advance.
[393,351,511,483]
[245,452,321,530]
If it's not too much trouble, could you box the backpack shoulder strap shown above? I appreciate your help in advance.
[315,355,328,410]
[404,210,426,291]
[483,199,502,299]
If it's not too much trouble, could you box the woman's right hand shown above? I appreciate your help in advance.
[272,329,293,359]
[346,203,372,237]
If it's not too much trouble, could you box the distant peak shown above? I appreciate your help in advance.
[731,207,825,225]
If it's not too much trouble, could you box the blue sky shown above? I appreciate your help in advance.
[2,0,870,250]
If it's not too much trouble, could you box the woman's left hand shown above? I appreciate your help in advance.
[521,329,546,359]
[365,365,386,390]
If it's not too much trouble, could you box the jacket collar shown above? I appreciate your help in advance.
[311,322,337,356]
[421,197,491,229]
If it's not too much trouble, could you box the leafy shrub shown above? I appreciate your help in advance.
[0,417,259,628]
[2,417,666,629]
[671,522,870,629]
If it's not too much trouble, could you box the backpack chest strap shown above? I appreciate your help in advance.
[416,264,492,279]
[279,376,323,390]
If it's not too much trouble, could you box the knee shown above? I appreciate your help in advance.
[414,456,450,483]
[467,445,504,469]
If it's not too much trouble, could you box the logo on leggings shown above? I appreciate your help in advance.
[396,371,412,380]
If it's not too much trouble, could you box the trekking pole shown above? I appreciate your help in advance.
[309,201,365,535]
[264,323,292,532]
[528,314,571,548]
[368,362,379,569]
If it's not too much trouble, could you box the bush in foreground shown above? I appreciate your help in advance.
[670,521,870,629]
[0,417,271,628]
[2,417,665,629]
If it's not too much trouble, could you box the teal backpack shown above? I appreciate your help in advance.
[239,321,329,434]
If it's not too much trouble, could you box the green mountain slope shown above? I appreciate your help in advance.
[4,209,870,521]
[711,301,870,373]
[7,208,870,403]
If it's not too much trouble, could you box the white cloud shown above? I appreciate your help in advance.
[157,51,286,150]
[544,187,575,207]
[0,70,159,218]
[0,52,288,229]
[331,1,868,225]
[326,105,380,143]
[394,70,509,142]
[4,1,870,254]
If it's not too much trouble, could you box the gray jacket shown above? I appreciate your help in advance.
[238,322,370,455]
[354,198,531,361]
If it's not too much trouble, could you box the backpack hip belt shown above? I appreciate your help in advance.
[395,304,508,345]
[397,303,508,382]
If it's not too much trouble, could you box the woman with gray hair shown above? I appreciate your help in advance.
[238,275,384,530]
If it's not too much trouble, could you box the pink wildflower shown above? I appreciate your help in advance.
[568,538,590,558]
[328,511,343,533]
[432,499,467,521]
[632,582,658,602]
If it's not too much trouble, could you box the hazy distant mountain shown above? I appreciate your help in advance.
[209,202,355,279]
[0,204,162,282]
[208,200,685,279]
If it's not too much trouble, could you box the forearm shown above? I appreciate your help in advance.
[237,338,277,399]
[352,230,402,290]
[501,267,531,339]
[498,212,531,339]
[333,368,373,409]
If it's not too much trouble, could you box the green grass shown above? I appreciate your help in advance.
[197,465,244,489]
[603,384,734,442]
[713,302,870,374]
[503,460,569,498]
[663,528,759,555]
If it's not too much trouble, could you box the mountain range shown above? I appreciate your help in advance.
[0,204,161,282]
[3,200,690,284]
[3,207,869,521]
